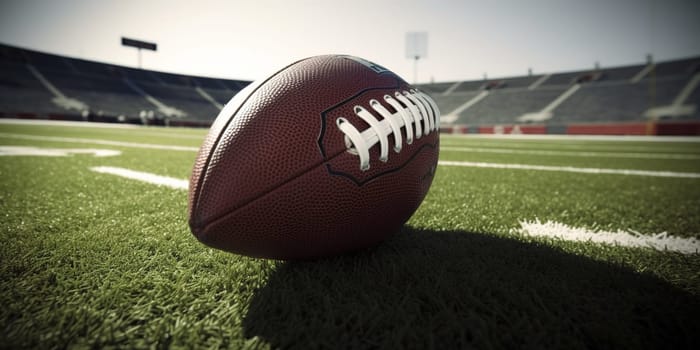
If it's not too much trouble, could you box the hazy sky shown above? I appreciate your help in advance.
[1,0,699,83]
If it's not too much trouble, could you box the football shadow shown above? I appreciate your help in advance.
[242,227,700,349]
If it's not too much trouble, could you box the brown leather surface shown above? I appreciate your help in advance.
[188,55,439,259]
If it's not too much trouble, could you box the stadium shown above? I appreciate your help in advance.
[1,0,699,349]
[2,43,699,134]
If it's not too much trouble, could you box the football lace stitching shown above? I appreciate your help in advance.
[336,89,440,171]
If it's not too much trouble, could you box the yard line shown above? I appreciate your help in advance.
[0,118,145,129]
[440,141,692,153]
[438,160,700,178]
[440,133,700,142]
[0,119,206,139]
[441,146,700,160]
[514,219,699,255]
[0,146,121,157]
[90,166,189,190]
[0,132,199,152]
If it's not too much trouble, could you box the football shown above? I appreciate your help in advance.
[188,55,440,259]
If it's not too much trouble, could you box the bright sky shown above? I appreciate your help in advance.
[1,0,699,83]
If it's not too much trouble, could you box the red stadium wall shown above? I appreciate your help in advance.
[566,122,648,135]
[654,121,700,135]
[477,125,547,134]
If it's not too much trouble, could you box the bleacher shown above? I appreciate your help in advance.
[460,88,566,124]
[1,42,698,133]
[418,56,700,131]
[0,60,57,115]
[0,43,249,125]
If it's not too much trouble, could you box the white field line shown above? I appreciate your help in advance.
[441,146,700,160]
[90,166,189,190]
[514,219,699,255]
[440,133,700,142]
[0,118,206,139]
[440,141,690,153]
[0,132,199,152]
[0,118,144,129]
[0,146,121,157]
[438,160,700,178]
[441,138,700,153]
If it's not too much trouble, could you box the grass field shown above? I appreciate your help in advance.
[1,120,699,349]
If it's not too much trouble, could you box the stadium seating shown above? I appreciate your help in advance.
[0,60,57,115]
[425,56,700,129]
[553,77,690,122]
[0,42,698,130]
[459,88,565,124]
[0,43,247,124]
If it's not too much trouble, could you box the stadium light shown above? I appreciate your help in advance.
[405,32,427,84]
[121,37,157,69]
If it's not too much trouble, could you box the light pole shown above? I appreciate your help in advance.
[121,37,157,69]
[406,32,427,84]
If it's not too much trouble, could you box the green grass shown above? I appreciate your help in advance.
[1,122,699,349]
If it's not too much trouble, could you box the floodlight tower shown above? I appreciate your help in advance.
[405,32,428,84]
[121,37,157,69]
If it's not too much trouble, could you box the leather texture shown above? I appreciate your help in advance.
[188,55,439,259]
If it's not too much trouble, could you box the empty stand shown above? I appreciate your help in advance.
[432,92,481,117]
[553,77,690,122]
[601,65,643,81]
[1,43,698,128]
[458,88,565,124]
[0,43,249,123]
[499,76,539,89]
[138,82,220,120]
[0,61,57,115]
[416,82,454,95]
[41,69,153,117]
[541,71,583,87]
[451,80,487,93]
[653,57,700,77]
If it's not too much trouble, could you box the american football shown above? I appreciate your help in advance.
[188,55,440,259]
[2,0,700,348]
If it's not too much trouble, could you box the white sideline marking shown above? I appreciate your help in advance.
[440,146,700,160]
[0,119,208,139]
[515,219,699,254]
[440,133,700,142]
[90,166,188,190]
[0,118,146,129]
[438,160,700,178]
[0,132,199,152]
[0,146,121,157]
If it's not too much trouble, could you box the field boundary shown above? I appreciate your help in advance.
[438,160,700,178]
[0,132,199,152]
[90,166,189,190]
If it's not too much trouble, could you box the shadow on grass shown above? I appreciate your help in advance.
[243,227,699,349]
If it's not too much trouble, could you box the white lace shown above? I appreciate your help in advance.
[336,89,440,171]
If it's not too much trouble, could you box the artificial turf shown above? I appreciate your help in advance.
[1,121,699,349]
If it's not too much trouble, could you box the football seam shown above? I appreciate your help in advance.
[192,139,438,239]
[190,57,314,227]
[191,146,348,236]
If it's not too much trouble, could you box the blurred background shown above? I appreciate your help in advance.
[1,0,699,133]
